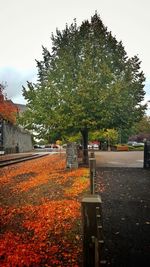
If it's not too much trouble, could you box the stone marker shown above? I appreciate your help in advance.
[66,142,78,169]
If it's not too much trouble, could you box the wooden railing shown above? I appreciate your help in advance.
[81,152,106,266]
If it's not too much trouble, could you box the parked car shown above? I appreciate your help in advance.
[88,144,99,150]
[127,141,144,147]
[34,144,44,149]
[133,142,144,147]
[93,144,99,149]
[127,141,138,146]
[52,144,58,149]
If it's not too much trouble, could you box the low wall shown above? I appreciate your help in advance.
[3,121,33,153]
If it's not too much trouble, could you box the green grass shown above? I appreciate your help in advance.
[128,146,144,151]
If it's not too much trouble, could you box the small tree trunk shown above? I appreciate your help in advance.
[81,128,89,165]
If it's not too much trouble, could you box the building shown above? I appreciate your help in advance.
[0,101,32,154]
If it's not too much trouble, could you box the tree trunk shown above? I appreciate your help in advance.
[81,128,89,165]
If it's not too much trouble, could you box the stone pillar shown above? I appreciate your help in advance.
[66,142,78,169]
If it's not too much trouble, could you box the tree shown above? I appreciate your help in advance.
[0,83,18,124]
[128,115,150,141]
[89,130,106,142]
[133,115,150,134]
[89,128,119,147]
[103,129,119,146]
[22,13,146,163]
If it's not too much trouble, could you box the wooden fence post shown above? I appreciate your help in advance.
[89,158,96,194]
[81,195,104,267]
[144,141,150,168]
[144,141,147,168]
[90,151,95,158]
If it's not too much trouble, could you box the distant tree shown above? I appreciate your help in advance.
[128,115,150,141]
[0,83,18,124]
[103,129,119,145]
[89,129,118,145]
[89,130,106,142]
[133,115,150,134]
[64,132,82,143]
[22,13,146,163]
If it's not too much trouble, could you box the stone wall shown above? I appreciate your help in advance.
[3,121,33,153]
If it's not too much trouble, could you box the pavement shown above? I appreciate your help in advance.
[96,166,150,267]
[94,151,150,267]
[94,151,144,168]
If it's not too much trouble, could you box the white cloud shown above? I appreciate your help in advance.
[0,67,37,103]
[0,0,150,104]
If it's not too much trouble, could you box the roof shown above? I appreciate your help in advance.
[14,104,27,113]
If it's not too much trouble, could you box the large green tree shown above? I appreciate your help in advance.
[22,13,146,163]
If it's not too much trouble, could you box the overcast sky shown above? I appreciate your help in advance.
[0,0,150,112]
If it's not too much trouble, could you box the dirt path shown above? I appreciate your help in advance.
[96,167,150,267]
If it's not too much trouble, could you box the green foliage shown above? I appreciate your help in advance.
[132,115,150,134]
[21,12,146,149]
[117,128,133,144]
[126,115,150,142]
[64,132,82,143]
[89,130,106,141]
[89,129,118,145]
[103,129,119,145]
[128,145,144,151]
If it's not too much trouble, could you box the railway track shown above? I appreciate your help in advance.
[0,153,49,167]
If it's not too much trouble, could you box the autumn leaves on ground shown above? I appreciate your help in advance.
[0,154,89,267]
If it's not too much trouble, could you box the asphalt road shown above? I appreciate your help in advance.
[96,166,150,267]
[94,151,144,168]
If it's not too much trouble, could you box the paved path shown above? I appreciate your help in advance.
[94,149,150,267]
[94,151,143,168]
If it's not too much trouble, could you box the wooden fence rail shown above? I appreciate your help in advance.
[81,195,106,267]
[81,152,106,266]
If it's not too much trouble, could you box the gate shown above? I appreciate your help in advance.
[144,141,150,168]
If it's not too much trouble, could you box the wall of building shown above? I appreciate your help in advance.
[3,121,33,153]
